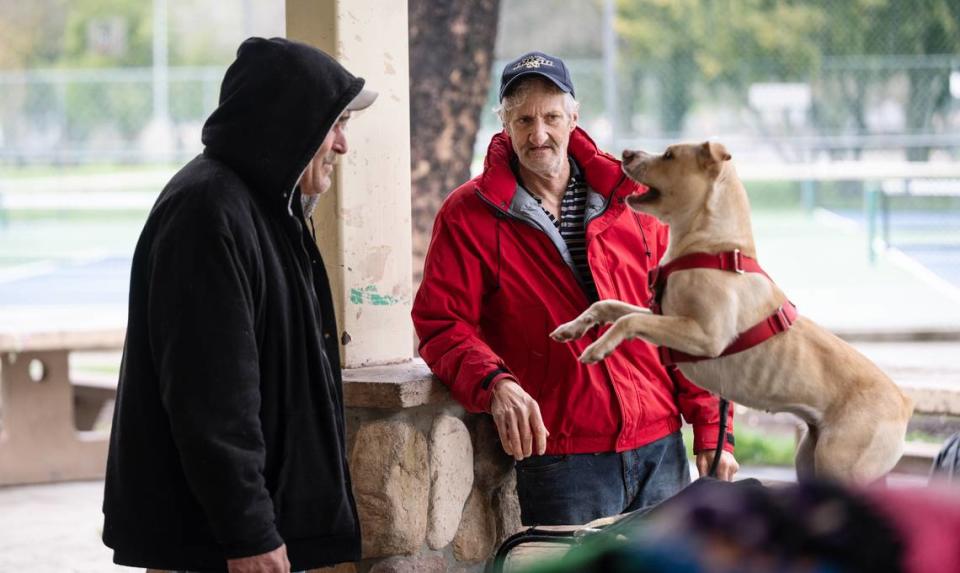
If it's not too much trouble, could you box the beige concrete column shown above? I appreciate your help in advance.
[285,0,413,367]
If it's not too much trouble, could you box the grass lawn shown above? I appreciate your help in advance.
[682,425,797,467]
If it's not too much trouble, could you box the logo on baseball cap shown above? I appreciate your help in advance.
[499,51,575,101]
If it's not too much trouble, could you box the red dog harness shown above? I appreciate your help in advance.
[648,249,798,366]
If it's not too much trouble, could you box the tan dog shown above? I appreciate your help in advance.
[551,142,913,483]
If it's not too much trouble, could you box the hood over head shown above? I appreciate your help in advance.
[202,37,365,202]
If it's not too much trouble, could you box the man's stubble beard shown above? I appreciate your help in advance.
[522,146,565,178]
[301,151,341,217]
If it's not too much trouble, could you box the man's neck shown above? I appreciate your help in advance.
[518,159,570,209]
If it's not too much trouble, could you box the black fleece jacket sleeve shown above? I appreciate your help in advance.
[147,192,281,559]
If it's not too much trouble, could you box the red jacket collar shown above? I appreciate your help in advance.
[475,127,633,209]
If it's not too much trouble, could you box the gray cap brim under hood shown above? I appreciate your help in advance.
[201,37,367,203]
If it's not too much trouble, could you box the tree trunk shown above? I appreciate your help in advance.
[408,0,500,280]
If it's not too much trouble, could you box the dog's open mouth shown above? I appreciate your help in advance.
[629,187,661,203]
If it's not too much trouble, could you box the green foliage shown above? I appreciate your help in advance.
[64,81,152,139]
[165,0,245,66]
[811,0,960,57]
[907,429,948,444]
[168,78,209,121]
[12,0,157,144]
[616,0,960,137]
[682,425,796,467]
[617,0,822,132]
[731,429,797,466]
[807,0,960,158]
[60,0,152,68]
[744,181,803,211]
[2,0,248,69]
[0,0,70,68]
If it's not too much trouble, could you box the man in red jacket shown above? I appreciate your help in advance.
[412,51,738,526]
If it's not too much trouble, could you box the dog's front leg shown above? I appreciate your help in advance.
[579,312,725,364]
[550,300,650,342]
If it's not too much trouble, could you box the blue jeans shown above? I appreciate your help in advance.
[514,431,691,525]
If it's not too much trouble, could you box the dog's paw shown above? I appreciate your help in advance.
[579,343,612,364]
[550,321,588,342]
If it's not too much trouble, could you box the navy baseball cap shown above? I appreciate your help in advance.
[499,51,575,101]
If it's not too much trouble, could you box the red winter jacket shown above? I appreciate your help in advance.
[412,128,733,455]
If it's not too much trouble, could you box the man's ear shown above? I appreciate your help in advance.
[569,110,579,132]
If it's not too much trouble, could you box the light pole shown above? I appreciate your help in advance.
[152,0,171,159]
[602,0,618,149]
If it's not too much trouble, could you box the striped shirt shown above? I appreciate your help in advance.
[533,160,600,302]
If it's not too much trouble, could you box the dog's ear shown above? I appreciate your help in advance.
[700,141,731,163]
[699,141,731,176]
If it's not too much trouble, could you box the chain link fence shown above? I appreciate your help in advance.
[0,66,223,166]
[2,1,958,168]
[486,0,960,163]
[481,53,960,160]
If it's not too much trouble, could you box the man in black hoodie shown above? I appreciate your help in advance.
[102,37,376,572]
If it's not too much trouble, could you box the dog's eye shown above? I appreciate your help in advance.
[663,150,674,160]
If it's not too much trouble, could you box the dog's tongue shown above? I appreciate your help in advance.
[629,187,661,204]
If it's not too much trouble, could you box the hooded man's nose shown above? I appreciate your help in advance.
[334,132,349,154]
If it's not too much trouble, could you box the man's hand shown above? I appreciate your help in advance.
[695,450,739,481]
[227,544,290,573]
[489,378,549,461]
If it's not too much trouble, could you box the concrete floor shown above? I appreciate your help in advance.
[0,480,133,572]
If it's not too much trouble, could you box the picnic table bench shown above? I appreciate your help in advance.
[0,328,124,486]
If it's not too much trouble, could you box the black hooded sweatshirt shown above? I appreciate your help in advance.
[102,37,363,571]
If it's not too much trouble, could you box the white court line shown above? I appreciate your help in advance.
[883,247,960,307]
[0,170,174,194]
[814,206,960,304]
[0,191,157,210]
[0,253,121,285]
[812,207,861,233]
[0,260,60,284]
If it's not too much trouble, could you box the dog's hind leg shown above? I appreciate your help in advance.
[814,420,906,484]
[795,424,818,482]
[811,387,911,483]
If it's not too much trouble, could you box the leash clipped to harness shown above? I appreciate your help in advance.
[709,398,729,478]
[649,249,796,478]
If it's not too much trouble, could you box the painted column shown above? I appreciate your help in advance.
[285,0,413,367]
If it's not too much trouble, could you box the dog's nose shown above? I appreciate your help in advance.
[622,149,637,162]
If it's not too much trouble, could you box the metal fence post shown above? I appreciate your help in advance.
[865,183,879,265]
[801,179,816,215]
